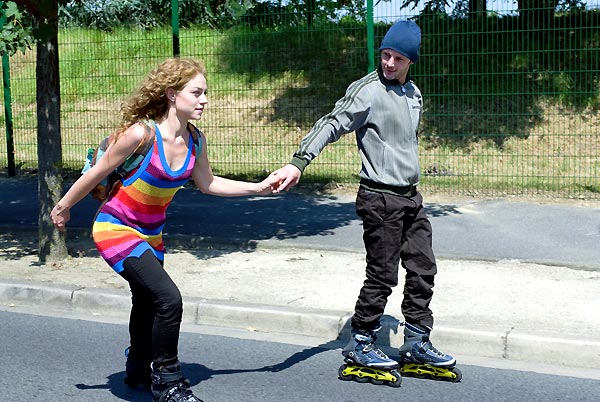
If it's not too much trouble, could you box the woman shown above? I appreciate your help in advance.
[51,58,277,402]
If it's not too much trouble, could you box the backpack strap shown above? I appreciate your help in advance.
[115,120,156,178]
[186,122,203,158]
[115,120,201,179]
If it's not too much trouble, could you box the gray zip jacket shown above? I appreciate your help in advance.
[290,67,423,187]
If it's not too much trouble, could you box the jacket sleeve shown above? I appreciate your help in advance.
[290,81,371,172]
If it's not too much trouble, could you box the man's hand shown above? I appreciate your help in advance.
[271,164,302,193]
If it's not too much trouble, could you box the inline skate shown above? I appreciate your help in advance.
[151,360,203,402]
[398,322,462,382]
[124,346,152,389]
[338,326,402,387]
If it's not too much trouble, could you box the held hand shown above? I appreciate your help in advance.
[50,204,70,232]
[255,172,282,196]
[271,164,301,193]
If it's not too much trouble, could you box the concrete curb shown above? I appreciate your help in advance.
[194,299,352,339]
[1,280,599,370]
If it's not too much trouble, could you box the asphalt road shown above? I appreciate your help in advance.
[2,177,599,270]
[1,309,599,402]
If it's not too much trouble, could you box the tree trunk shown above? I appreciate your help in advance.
[517,0,558,28]
[35,3,67,263]
[469,0,487,16]
[306,0,316,27]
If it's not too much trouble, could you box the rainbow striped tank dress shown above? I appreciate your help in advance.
[92,126,198,273]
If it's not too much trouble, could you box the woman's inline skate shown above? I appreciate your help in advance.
[398,322,462,382]
[151,360,203,402]
[123,346,152,389]
[338,326,402,387]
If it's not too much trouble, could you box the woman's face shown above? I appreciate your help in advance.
[172,73,208,121]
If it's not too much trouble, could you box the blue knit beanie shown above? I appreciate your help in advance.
[379,20,421,63]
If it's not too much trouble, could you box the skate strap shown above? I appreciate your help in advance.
[418,341,433,354]
[418,340,448,358]
[362,343,375,352]
[153,370,184,384]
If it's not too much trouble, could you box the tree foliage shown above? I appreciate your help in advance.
[58,0,252,30]
[52,0,594,31]
[399,0,587,18]
[0,1,35,56]
[56,0,367,30]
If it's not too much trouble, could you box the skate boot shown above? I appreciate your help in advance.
[151,361,203,402]
[124,346,152,389]
[338,326,402,387]
[398,322,462,382]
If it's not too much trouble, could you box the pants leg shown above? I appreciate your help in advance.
[123,272,155,361]
[399,192,437,328]
[352,188,403,331]
[120,249,183,366]
[352,188,437,331]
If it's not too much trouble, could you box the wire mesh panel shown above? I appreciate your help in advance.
[374,2,600,198]
[1,46,35,173]
[1,1,598,199]
[179,12,367,183]
[1,27,174,175]
[58,28,174,168]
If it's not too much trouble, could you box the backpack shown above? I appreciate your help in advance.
[82,120,202,202]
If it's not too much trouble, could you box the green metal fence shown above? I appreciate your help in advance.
[1,3,599,199]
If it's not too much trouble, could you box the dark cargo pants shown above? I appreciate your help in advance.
[351,187,437,331]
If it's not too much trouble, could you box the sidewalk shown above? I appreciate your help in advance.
[0,177,599,370]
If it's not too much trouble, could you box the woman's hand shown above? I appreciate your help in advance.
[255,172,284,195]
[50,203,71,232]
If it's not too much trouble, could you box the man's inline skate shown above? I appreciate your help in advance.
[338,326,402,387]
[398,322,462,382]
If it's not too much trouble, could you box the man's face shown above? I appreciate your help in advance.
[380,49,413,83]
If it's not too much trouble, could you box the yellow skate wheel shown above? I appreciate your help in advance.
[338,364,402,387]
[338,364,353,381]
[354,370,370,383]
[386,369,402,388]
[447,367,462,383]
[400,363,462,383]
[338,364,369,382]
[429,366,462,382]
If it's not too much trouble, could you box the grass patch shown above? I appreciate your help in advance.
[1,15,599,198]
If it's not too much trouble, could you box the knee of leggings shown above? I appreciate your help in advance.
[156,291,183,319]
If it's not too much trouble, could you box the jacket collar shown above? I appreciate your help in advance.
[377,64,412,86]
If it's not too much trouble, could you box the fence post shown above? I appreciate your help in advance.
[171,0,180,56]
[366,0,375,72]
[0,7,16,177]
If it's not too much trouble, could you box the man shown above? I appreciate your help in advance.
[272,20,456,373]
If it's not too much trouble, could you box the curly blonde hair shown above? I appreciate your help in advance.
[115,57,206,138]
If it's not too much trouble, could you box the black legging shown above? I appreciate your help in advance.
[120,249,183,366]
